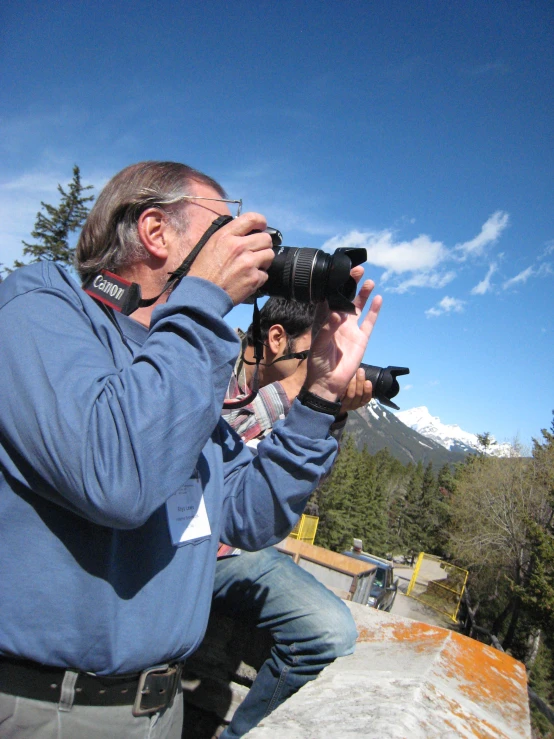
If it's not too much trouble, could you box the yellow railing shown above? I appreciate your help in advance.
[289,514,319,545]
[407,552,468,623]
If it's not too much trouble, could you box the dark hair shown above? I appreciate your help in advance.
[75,161,225,280]
[246,298,316,348]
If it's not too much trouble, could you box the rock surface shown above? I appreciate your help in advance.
[244,602,531,739]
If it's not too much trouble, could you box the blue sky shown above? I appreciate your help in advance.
[1,0,552,449]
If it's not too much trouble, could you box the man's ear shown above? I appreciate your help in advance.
[267,324,288,356]
[137,208,170,260]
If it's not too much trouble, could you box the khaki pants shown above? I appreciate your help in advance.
[0,686,183,738]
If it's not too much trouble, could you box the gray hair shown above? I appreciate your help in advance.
[75,161,226,280]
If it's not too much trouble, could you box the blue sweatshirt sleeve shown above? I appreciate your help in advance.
[0,264,337,543]
[0,265,240,528]
[216,400,337,549]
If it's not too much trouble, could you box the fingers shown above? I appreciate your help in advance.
[350,265,365,284]
[224,213,275,278]
[252,246,276,272]
[360,294,383,338]
[188,210,275,304]
[223,212,275,270]
[227,211,268,234]
[352,279,375,313]
[340,368,373,413]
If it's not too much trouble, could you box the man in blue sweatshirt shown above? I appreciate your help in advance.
[0,160,381,738]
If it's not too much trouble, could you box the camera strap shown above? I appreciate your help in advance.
[82,213,268,410]
[82,215,234,316]
[241,350,309,367]
[149,214,234,305]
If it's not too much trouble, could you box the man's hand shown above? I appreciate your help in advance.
[339,368,373,414]
[305,268,382,402]
[188,213,275,305]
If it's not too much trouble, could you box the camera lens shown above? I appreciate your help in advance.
[257,230,366,312]
[360,365,410,410]
[264,247,352,304]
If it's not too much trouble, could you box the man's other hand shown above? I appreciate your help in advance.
[188,213,275,305]
[339,368,373,414]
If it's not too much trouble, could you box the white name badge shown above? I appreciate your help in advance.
[166,479,212,547]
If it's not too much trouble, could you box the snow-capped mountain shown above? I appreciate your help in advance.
[345,401,468,466]
[394,406,512,457]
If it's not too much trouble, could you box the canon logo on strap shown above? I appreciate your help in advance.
[83,271,142,315]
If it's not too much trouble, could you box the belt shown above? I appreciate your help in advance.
[0,656,184,717]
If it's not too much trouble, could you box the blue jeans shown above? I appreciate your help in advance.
[213,547,357,739]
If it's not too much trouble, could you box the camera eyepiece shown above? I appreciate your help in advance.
[253,228,367,313]
[359,365,410,411]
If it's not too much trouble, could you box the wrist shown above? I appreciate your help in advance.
[305,382,341,403]
[297,387,342,416]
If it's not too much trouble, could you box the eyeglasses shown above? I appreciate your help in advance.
[179,195,242,218]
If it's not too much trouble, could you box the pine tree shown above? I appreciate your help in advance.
[397,462,425,563]
[15,165,94,269]
[315,435,362,552]
[419,462,450,556]
[476,431,497,453]
[350,448,388,556]
[515,418,554,633]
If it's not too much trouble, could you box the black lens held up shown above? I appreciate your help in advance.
[359,365,410,411]
[251,228,367,313]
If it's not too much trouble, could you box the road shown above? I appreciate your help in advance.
[389,564,455,629]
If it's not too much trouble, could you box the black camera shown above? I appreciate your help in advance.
[250,228,367,313]
[360,365,410,410]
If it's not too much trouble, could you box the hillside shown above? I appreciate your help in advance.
[345,402,467,466]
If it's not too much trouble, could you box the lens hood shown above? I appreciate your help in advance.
[359,365,410,410]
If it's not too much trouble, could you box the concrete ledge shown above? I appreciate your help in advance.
[244,602,531,738]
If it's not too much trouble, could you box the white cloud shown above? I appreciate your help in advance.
[471,262,497,295]
[319,211,510,295]
[425,296,466,318]
[389,270,456,294]
[455,211,509,260]
[322,230,447,274]
[502,266,534,289]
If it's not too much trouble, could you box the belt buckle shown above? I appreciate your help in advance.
[132,662,182,717]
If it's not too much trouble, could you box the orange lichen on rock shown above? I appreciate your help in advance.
[439,632,528,724]
[357,614,529,737]
[425,682,516,739]
[357,616,445,645]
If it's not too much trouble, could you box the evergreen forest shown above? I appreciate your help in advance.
[310,421,554,737]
